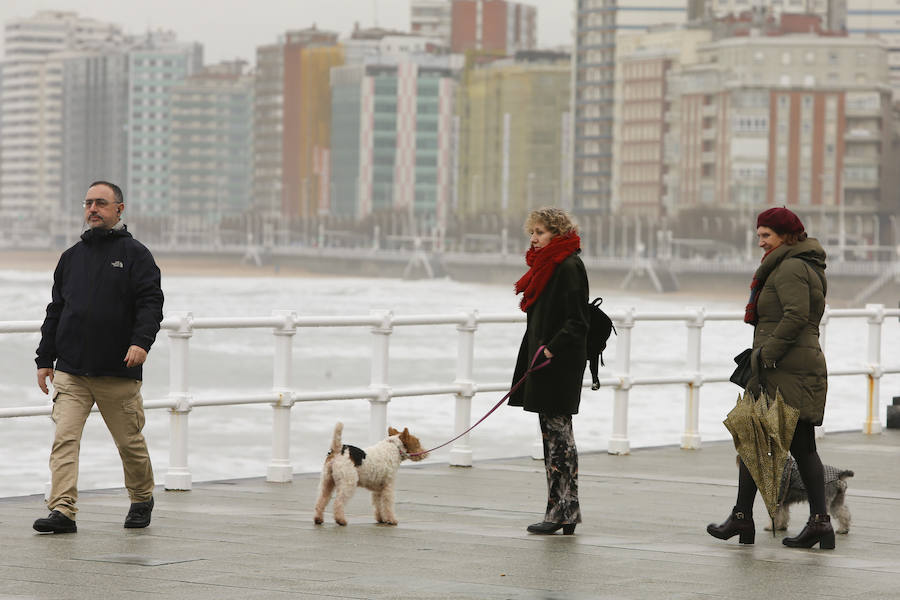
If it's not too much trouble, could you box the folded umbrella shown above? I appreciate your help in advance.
[723,386,799,534]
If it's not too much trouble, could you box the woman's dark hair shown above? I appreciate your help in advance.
[781,231,808,245]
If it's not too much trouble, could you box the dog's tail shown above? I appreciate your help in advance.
[329,422,344,456]
[839,469,854,480]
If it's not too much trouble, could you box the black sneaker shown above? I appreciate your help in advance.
[124,497,154,529]
[33,510,77,534]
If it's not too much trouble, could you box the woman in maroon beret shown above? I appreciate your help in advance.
[707,207,834,549]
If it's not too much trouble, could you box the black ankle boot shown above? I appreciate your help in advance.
[527,521,576,535]
[707,508,755,544]
[783,514,834,549]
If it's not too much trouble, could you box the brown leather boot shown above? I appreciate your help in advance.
[707,507,755,544]
[783,514,835,549]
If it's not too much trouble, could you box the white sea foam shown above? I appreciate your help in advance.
[0,269,896,499]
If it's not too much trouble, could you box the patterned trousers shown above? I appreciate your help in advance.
[539,414,582,524]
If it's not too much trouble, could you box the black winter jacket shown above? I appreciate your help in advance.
[508,252,590,415]
[35,226,164,380]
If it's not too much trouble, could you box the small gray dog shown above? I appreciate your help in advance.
[767,456,854,534]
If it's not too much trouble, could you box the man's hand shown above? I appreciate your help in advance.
[543,348,554,359]
[124,345,148,368]
[37,368,54,395]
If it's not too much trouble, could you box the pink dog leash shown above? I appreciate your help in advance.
[407,345,551,457]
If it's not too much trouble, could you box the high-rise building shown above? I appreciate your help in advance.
[168,61,253,223]
[411,0,453,42]
[613,27,712,217]
[450,0,537,55]
[847,0,900,96]
[456,51,572,217]
[0,11,122,220]
[252,28,343,219]
[125,32,203,217]
[573,0,688,214]
[329,49,459,221]
[663,31,893,246]
[60,45,130,222]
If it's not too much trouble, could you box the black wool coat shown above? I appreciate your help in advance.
[508,252,590,415]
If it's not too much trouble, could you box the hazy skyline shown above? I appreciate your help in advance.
[1,0,575,64]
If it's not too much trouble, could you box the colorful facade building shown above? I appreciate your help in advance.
[456,50,571,217]
[168,61,253,223]
[124,32,203,217]
[252,27,343,219]
[330,49,459,222]
[450,0,537,54]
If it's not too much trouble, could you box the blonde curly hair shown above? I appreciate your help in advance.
[524,207,578,236]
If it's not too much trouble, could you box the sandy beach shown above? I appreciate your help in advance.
[0,248,323,278]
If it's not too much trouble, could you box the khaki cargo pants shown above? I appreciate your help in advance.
[48,371,155,519]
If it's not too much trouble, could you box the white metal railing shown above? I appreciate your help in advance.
[1,304,897,491]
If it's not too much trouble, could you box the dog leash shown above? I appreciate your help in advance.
[407,345,551,457]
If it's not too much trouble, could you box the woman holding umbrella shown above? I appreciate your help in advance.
[707,207,834,549]
[509,207,589,535]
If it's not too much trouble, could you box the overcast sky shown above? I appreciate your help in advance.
[1,0,575,64]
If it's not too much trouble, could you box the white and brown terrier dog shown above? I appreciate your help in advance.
[313,422,428,526]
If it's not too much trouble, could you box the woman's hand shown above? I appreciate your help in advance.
[543,348,554,359]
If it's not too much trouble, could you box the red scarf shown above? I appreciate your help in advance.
[744,248,775,325]
[515,233,581,312]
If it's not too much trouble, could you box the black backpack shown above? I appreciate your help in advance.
[587,297,616,390]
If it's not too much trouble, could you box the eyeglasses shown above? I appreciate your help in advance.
[82,199,116,208]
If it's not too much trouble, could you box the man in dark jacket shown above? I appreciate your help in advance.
[33,181,164,534]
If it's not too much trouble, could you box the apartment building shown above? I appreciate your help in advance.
[168,61,253,223]
[573,0,687,214]
[252,28,342,219]
[450,0,536,54]
[664,32,892,244]
[456,51,571,217]
[614,27,711,217]
[0,11,122,219]
[330,51,459,221]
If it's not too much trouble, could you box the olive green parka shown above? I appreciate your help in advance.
[748,237,828,425]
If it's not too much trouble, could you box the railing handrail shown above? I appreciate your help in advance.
[1,304,896,493]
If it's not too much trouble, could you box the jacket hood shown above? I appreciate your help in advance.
[81,223,132,244]
[783,237,826,271]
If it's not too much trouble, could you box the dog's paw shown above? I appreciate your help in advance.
[336,518,347,526]
[314,517,324,525]
[836,527,849,534]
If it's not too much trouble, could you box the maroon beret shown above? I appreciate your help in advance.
[757,207,804,235]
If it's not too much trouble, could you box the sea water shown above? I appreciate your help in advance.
[0,269,894,499]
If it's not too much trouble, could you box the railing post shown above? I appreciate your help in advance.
[268,310,297,482]
[682,308,704,449]
[369,309,393,445]
[863,304,884,434]
[609,307,634,455]
[449,310,477,466]
[165,311,193,491]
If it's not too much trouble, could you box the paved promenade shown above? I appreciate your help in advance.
[1,430,898,599]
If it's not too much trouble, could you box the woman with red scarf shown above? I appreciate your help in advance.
[509,207,590,535]
[707,207,833,549]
